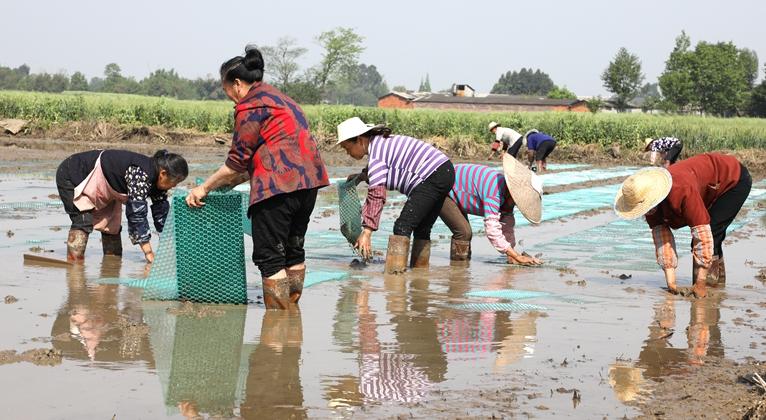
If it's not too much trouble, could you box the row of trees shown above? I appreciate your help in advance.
[601,32,766,117]
[0,62,229,100]
[0,27,389,106]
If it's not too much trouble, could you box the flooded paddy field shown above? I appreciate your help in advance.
[1,149,766,419]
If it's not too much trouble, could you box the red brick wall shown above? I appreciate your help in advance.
[378,96,413,109]
[568,103,590,113]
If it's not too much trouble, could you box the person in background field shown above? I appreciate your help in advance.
[56,149,188,263]
[439,154,543,265]
[185,45,329,310]
[337,117,455,274]
[614,153,752,298]
[487,121,522,160]
[644,137,683,167]
[507,129,557,173]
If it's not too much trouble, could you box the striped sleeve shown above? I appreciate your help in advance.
[690,224,714,268]
[361,185,387,231]
[651,225,678,269]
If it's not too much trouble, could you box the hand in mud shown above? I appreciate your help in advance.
[355,229,373,260]
[185,185,207,208]
[507,252,543,266]
[663,267,678,294]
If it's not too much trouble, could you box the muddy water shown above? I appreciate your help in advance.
[1,156,766,419]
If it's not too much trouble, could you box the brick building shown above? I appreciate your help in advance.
[378,84,588,112]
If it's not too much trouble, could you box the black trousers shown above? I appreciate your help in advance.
[393,161,455,240]
[534,140,556,161]
[507,138,523,158]
[56,158,95,233]
[248,188,319,278]
[665,142,683,164]
[705,164,752,257]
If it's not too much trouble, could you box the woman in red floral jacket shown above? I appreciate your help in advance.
[186,45,329,309]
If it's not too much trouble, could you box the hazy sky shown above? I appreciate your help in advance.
[4,0,765,96]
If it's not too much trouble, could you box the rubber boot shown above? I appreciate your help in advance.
[693,256,726,288]
[66,229,89,263]
[384,235,410,275]
[287,267,306,304]
[707,256,726,287]
[450,238,471,261]
[410,239,431,268]
[101,232,123,257]
[262,277,290,310]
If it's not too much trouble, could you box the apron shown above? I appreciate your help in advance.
[72,152,128,234]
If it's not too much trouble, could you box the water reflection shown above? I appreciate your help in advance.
[51,257,153,363]
[609,294,724,402]
[325,270,540,408]
[241,309,306,419]
[438,271,539,369]
[144,302,249,418]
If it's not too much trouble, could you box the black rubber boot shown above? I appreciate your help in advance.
[101,232,123,257]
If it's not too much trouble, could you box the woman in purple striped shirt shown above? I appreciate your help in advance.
[336,117,455,274]
[440,154,543,264]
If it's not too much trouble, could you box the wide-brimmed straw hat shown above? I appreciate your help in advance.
[643,137,655,151]
[488,121,500,131]
[336,117,385,145]
[614,167,672,220]
[502,154,543,224]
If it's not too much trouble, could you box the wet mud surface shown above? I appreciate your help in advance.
[1,140,765,418]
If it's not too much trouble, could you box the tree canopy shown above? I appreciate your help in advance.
[491,68,555,95]
[601,47,644,112]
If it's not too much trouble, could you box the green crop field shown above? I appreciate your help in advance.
[1,90,765,152]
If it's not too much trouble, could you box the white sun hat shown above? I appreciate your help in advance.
[613,167,672,220]
[488,121,500,131]
[502,153,543,224]
[336,117,386,145]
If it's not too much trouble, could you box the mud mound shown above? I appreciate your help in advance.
[0,348,63,366]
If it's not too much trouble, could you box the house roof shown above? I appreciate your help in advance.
[379,91,584,107]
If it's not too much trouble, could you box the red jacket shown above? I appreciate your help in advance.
[646,153,741,229]
[225,82,329,206]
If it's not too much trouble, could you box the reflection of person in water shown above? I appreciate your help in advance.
[438,272,539,369]
[389,276,448,385]
[357,282,433,403]
[51,259,152,362]
[242,309,306,419]
[636,295,722,379]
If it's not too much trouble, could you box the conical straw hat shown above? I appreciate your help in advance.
[502,154,542,224]
[614,167,672,219]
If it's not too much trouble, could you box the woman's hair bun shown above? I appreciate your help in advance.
[153,149,169,159]
[243,44,264,71]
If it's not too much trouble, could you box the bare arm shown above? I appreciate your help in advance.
[186,164,247,207]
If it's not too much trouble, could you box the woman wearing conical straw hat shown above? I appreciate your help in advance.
[438,154,544,265]
[336,117,455,274]
[614,153,751,298]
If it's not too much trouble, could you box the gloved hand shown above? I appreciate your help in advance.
[346,169,368,185]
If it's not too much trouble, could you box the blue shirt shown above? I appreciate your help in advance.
[527,132,555,150]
